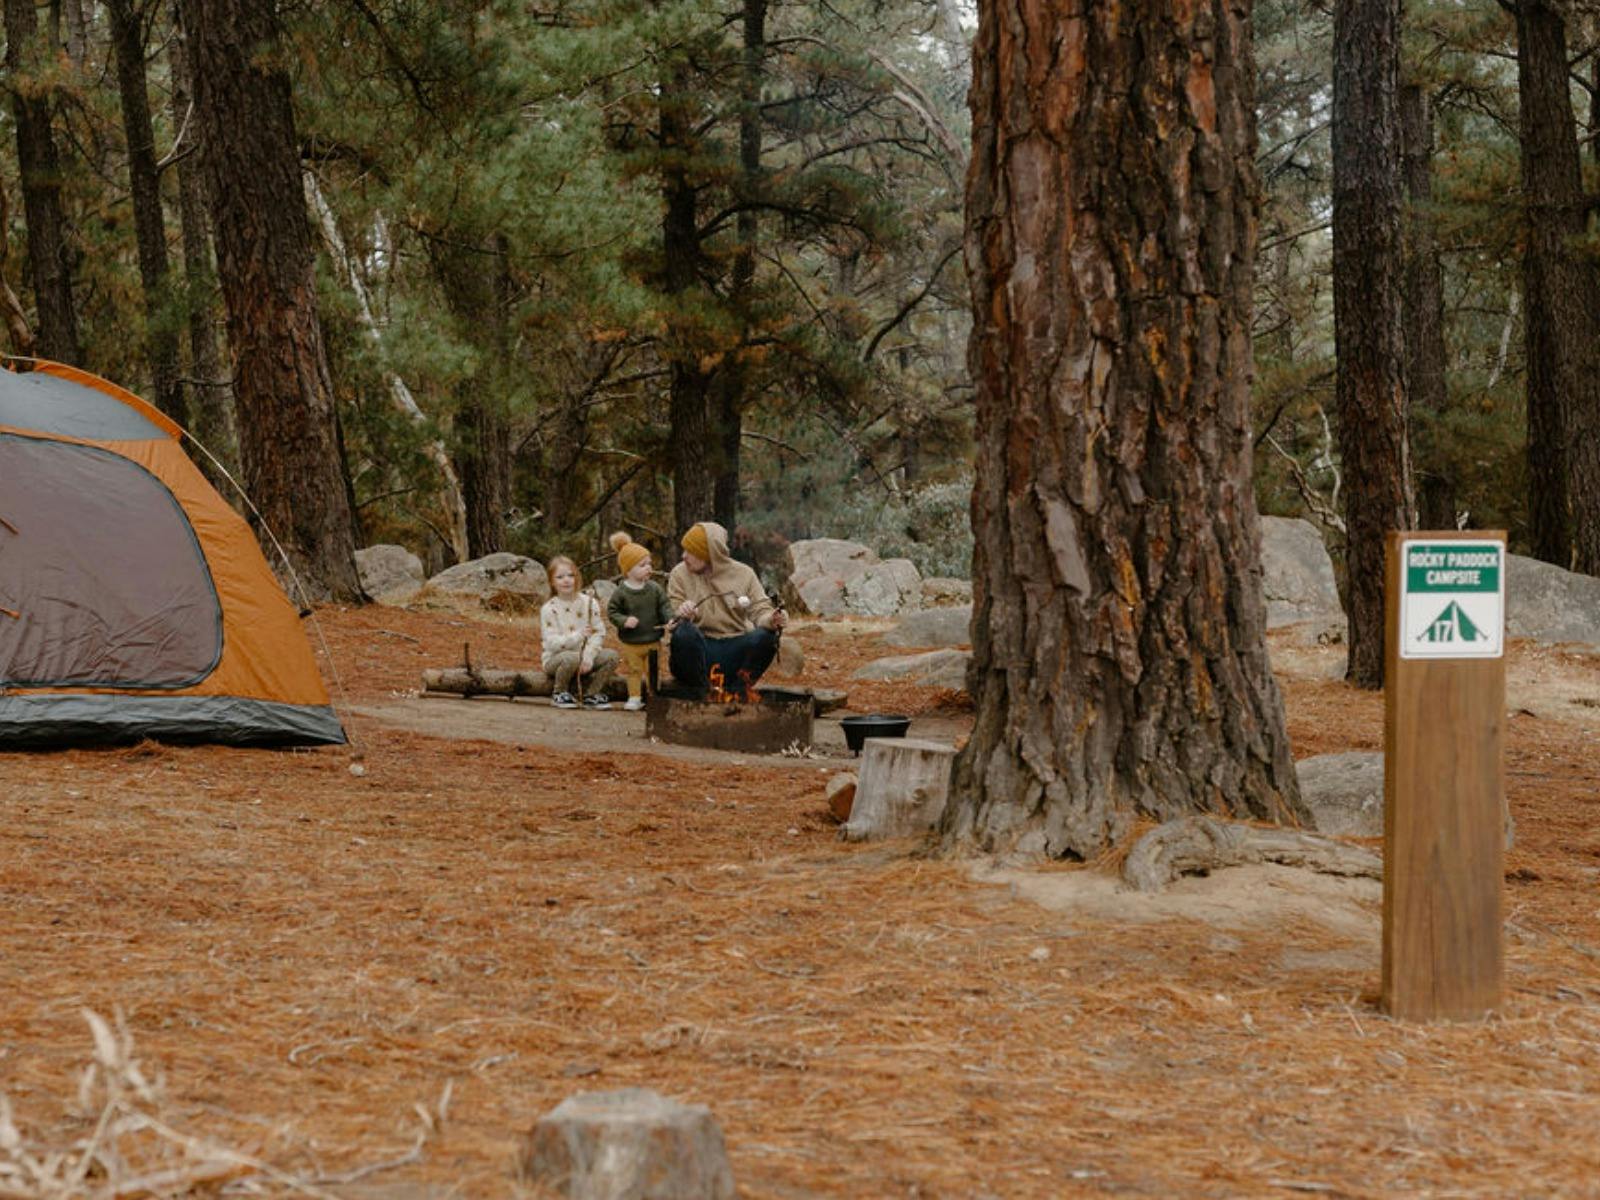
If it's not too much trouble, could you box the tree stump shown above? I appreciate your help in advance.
[843,739,956,841]
[518,1088,735,1200]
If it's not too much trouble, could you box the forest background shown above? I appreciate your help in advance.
[2,0,1596,600]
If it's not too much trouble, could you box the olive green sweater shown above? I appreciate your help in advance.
[607,579,674,645]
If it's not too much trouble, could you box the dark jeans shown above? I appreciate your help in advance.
[668,623,779,694]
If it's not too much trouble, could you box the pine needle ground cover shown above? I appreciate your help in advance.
[2,608,1598,1197]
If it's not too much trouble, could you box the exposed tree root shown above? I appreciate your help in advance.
[1122,815,1381,893]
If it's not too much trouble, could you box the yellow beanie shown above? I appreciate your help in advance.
[610,530,650,575]
[680,523,711,562]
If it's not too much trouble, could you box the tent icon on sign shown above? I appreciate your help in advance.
[1421,601,1484,644]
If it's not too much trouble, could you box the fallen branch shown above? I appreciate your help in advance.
[422,667,628,701]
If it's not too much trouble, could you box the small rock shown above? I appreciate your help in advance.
[421,553,550,613]
[825,773,858,823]
[782,538,878,616]
[1261,516,1347,644]
[1296,751,1384,837]
[776,635,804,675]
[853,648,970,690]
[842,558,923,617]
[882,604,972,649]
[355,544,425,606]
[519,1088,735,1200]
[920,576,973,607]
[1506,553,1600,646]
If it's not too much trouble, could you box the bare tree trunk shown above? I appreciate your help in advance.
[1400,83,1452,532]
[1592,52,1599,167]
[168,7,236,482]
[945,0,1305,860]
[178,0,362,601]
[4,0,81,365]
[107,0,184,424]
[660,58,717,541]
[541,386,589,535]
[712,0,767,531]
[1515,0,1600,573]
[430,232,512,557]
[1333,0,1413,689]
[57,0,87,65]
[316,183,471,561]
[0,178,38,357]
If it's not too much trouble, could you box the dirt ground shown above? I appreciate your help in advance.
[3,606,1600,1198]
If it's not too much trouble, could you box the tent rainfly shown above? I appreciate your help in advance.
[0,360,345,747]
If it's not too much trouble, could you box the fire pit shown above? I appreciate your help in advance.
[644,667,814,755]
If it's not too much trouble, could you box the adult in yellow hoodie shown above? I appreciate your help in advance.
[666,521,787,694]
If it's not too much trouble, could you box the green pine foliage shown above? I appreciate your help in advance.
[7,0,1576,582]
[1252,0,1557,559]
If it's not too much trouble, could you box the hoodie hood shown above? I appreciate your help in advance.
[698,521,732,569]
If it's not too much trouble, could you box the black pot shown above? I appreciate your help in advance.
[840,713,911,754]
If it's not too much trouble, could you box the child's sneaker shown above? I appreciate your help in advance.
[624,696,645,711]
[551,691,578,709]
[583,694,612,710]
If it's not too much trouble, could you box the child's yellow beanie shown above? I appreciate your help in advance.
[610,531,650,575]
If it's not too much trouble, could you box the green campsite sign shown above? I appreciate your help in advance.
[1398,539,1505,660]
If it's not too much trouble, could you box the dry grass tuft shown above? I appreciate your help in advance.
[0,1012,444,1199]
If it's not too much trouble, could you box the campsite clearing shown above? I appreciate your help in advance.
[3,606,1599,1197]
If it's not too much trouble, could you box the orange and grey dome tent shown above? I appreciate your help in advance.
[0,360,345,747]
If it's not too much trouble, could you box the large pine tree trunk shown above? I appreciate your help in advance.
[1516,1,1600,573]
[108,0,183,425]
[1399,83,1452,533]
[1333,0,1413,689]
[946,0,1305,859]
[178,0,362,601]
[4,0,82,364]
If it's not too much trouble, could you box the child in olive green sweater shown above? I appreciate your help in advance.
[606,532,674,710]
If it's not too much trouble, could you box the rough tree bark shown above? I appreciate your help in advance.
[1333,0,1413,689]
[1515,0,1600,573]
[660,57,717,543]
[431,232,512,558]
[711,0,767,531]
[167,8,237,484]
[107,0,183,424]
[944,0,1306,860]
[1399,83,1453,533]
[177,0,362,601]
[4,0,81,364]
[0,179,38,357]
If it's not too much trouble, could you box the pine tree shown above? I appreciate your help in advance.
[948,0,1305,857]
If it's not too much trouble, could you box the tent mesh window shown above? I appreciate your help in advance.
[0,436,223,689]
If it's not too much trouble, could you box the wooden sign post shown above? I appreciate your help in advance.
[1382,531,1505,1021]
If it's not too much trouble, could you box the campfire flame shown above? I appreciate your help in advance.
[706,665,761,705]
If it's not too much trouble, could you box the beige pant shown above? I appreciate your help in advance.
[545,647,620,696]
[616,641,659,700]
